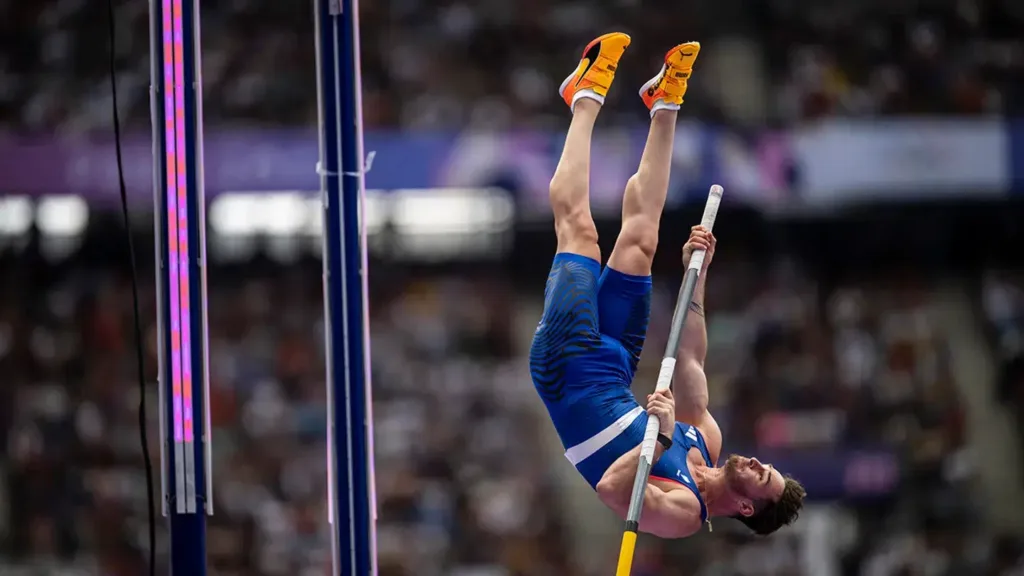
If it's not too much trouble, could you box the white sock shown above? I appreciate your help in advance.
[649,99,680,118]
[571,88,604,112]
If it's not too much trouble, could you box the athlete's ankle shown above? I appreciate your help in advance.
[572,96,602,115]
[651,107,678,122]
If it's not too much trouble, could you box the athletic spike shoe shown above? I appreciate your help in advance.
[558,32,631,112]
[640,41,701,117]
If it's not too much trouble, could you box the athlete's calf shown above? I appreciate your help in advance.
[549,100,601,262]
[607,109,678,277]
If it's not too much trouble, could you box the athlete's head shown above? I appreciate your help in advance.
[720,455,805,535]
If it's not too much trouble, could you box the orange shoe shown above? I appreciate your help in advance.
[558,32,631,111]
[640,42,701,116]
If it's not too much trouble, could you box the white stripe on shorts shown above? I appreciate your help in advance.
[564,405,644,466]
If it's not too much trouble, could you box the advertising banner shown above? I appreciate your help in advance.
[0,126,788,213]
[7,119,1009,213]
[793,119,1009,204]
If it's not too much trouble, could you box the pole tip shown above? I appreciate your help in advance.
[709,184,724,197]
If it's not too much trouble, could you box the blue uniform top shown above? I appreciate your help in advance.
[649,421,715,522]
[566,409,715,522]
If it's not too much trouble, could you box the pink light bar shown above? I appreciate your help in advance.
[162,0,194,444]
[172,0,195,444]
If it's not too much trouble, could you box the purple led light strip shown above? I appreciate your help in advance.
[162,0,194,444]
[162,0,182,445]
[173,0,195,444]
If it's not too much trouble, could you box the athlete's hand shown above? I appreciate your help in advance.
[682,226,715,272]
[646,389,676,436]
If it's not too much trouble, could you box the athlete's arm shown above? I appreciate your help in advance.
[601,480,704,538]
[596,435,668,503]
[597,390,702,537]
[675,226,713,421]
[597,390,675,493]
[674,227,723,461]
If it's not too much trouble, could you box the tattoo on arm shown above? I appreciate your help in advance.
[688,301,704,317]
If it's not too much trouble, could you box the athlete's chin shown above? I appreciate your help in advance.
[723,454,744,472]
[722,455,747,488]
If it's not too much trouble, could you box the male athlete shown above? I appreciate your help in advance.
[529,33,806,539]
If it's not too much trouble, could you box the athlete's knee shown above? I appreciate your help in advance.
[555,210,599,250]
[549,170,599,254]
[549,173,588,214]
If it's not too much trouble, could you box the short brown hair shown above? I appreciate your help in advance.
[733,476,806,536]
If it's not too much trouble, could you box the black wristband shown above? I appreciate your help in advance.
[688,301,704,317]
[657,432,673,450]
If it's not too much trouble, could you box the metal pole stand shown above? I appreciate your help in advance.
[314,0,376,574]
[152,0,213,573]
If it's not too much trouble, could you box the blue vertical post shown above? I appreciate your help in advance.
[315,0,375,574]
[152,0,212,574]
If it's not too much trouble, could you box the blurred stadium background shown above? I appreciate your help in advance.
[3,0,1024,574]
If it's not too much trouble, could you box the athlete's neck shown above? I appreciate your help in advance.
[693,465,728,515]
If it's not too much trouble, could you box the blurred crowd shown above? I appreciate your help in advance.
[1,240,1023,575]
[1,0,1023,132]
[0,257,576,576]
[982,272,1024,462]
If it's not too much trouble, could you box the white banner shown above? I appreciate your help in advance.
[794,119,1009,203]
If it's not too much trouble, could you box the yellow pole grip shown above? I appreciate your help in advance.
[615,530,638,576]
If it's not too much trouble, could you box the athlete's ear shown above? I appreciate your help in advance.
[737,499,755,517]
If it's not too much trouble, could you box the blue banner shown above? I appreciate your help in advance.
[3,119,1016,211]
[1011,120,1024,191]
[720,407,900,500]
[0,126,791,212]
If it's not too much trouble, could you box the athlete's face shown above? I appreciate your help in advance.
[724,455,785,513]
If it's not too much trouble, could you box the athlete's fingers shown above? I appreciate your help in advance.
[647,403,670,417]
[684,233,711,252]
[647,399,673,432]
[647,397,672,418]
[652,388,673,400]
[650,394,669,406]
[647,393,667,406]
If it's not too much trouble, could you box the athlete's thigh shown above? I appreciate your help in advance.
[596,265,652,372]
[529,252,603,403]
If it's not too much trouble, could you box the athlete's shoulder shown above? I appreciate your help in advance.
[677,413,721,466]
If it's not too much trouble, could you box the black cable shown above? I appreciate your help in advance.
[106,2,158,575]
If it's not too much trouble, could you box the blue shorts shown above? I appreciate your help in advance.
[528,253,653,478]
